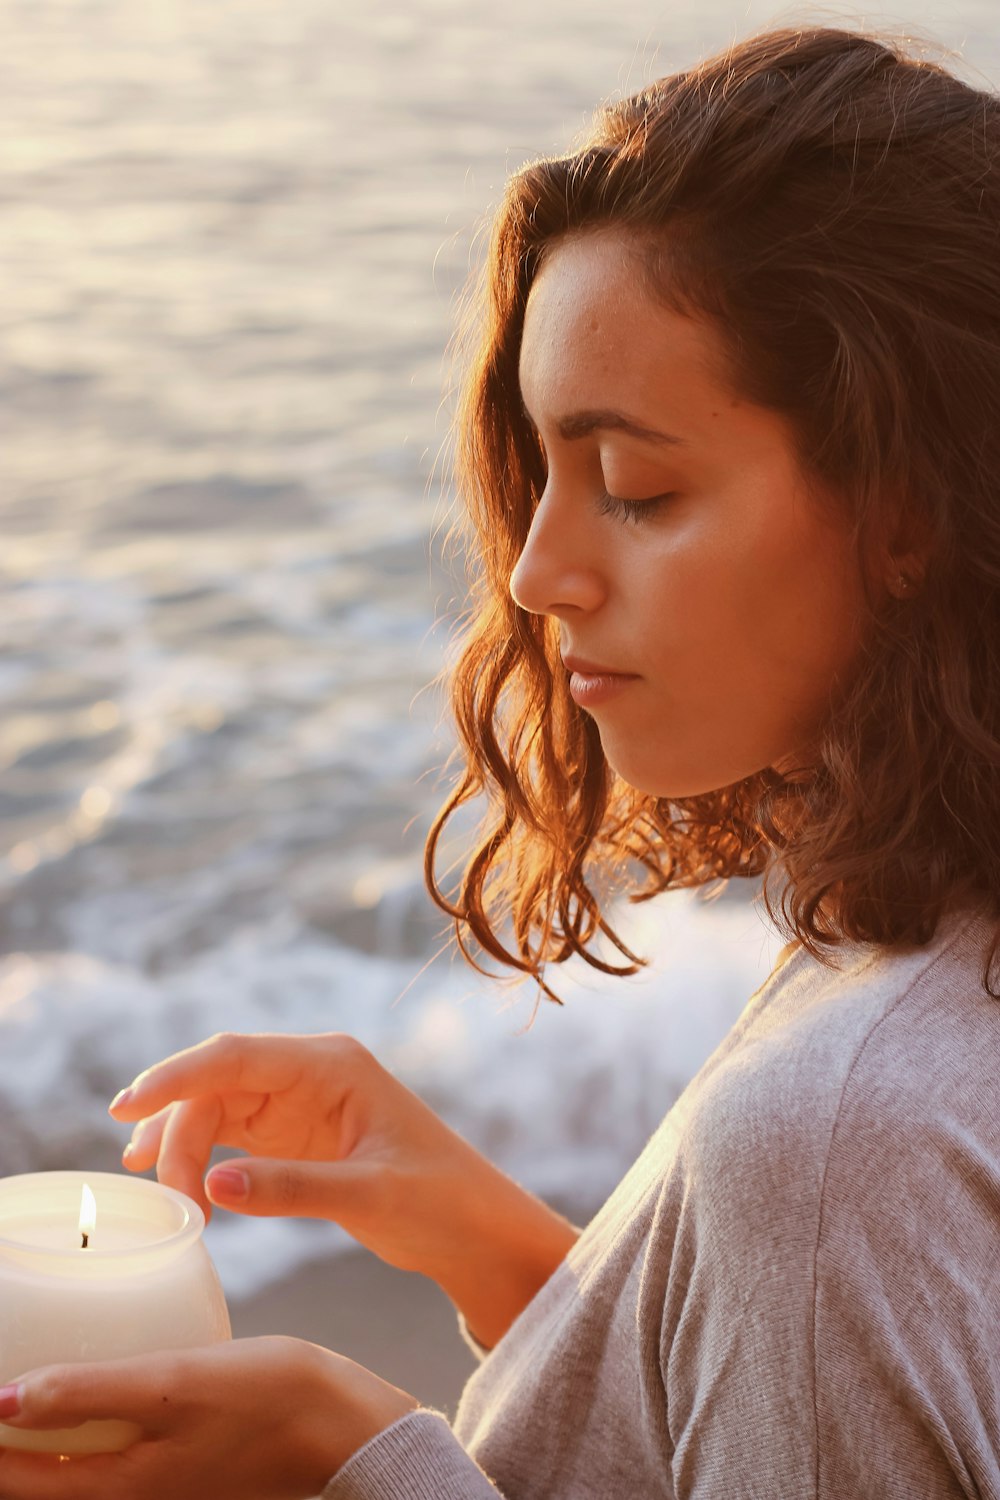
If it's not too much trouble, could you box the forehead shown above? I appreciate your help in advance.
[518,230,736,418]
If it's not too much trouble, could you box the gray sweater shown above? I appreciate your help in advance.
[324,902,1000,1499]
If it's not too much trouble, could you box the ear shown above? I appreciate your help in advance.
[883,536,929,599]
[872,490,935,600]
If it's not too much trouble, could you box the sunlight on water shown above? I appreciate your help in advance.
[0,0,996,1289]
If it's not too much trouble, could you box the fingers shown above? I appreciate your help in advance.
[119,1101,224,1217]
[120,1107,170,1173]
[0,1357,177,1433]
[121,1102,228,1220]
[0,1339,379,1500]
[107,1034,264,1122]
[0,1368,143,1500]
[205,1156,371,1224]
[157,1095,226,1215]
[108,1032,319,1122]
[106,1034,379,1223]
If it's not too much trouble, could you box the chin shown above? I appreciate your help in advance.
[606,750,765,800]
[611,767,726,800]
[601,718,786,797]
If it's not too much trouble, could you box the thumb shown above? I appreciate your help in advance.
[205,1158,371,1221]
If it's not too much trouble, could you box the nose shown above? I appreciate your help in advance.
[508,485,607,618]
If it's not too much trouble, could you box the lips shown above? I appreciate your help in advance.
[561,654,640,710]
[561,654,639,679]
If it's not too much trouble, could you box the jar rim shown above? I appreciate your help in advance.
[0,1170,204,1270]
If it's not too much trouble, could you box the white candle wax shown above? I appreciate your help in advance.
[0,1170,231,1456]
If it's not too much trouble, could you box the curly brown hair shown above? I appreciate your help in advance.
[424,25,1000,1000]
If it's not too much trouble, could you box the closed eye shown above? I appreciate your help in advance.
[596,490,676,525]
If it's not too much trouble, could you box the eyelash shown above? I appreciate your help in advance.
[596,491,675,525]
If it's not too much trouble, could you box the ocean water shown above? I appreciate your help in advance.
[1,0,996,1297]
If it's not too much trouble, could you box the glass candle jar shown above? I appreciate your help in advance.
[0,1170,231,1455]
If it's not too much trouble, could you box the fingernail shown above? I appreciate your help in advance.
[207,1166,249,1202]
[122,1141,134,1161]
[0,1383,22,1419]
[109,1086,134,1113]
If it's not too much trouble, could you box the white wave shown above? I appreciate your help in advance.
[0,887,780,1299]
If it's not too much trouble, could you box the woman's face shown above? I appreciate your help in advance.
[511,229,869,799]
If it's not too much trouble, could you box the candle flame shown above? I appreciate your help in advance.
[79,1183,97,1239]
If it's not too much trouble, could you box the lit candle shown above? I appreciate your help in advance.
[0,1170,231,1456]
[79,1184,96,1250]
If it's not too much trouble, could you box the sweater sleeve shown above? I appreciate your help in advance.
[457,1312,493,1362]
[320,1411,507,1500]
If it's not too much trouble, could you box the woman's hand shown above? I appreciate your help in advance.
[110,1031,507,1277]
[0,1336,418,1500]
[110,1032,579,1349]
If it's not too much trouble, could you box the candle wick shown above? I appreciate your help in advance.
[81,1232,90,1250]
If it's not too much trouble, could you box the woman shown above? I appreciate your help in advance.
[2,23,999,1499]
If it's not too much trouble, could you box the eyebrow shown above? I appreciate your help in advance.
[521,403,685,446]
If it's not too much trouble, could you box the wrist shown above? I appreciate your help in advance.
[297,1340,420,1487]
[429,1162,580,1349]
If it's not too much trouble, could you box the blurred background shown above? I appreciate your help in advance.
[1,0,997,1408]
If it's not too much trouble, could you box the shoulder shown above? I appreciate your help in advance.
[807,910,1000,1492]
[816,908,1000,1278]
[670,904,1000,1229]
[823,904,1000,1197]
[652,907,1000,1494]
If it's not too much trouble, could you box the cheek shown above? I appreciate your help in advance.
[649,503,862,695]
[746,510,866,695]
[632,519,762,643]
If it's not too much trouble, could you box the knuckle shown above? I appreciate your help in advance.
[327,1032,369,1068]
[134,1112,158,1140]
[346,1163,385,1218]
[205,1031,244,1078]
[31,1364,73,1408]
[274,1164,303,1211]
[206,1030,239,1056]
